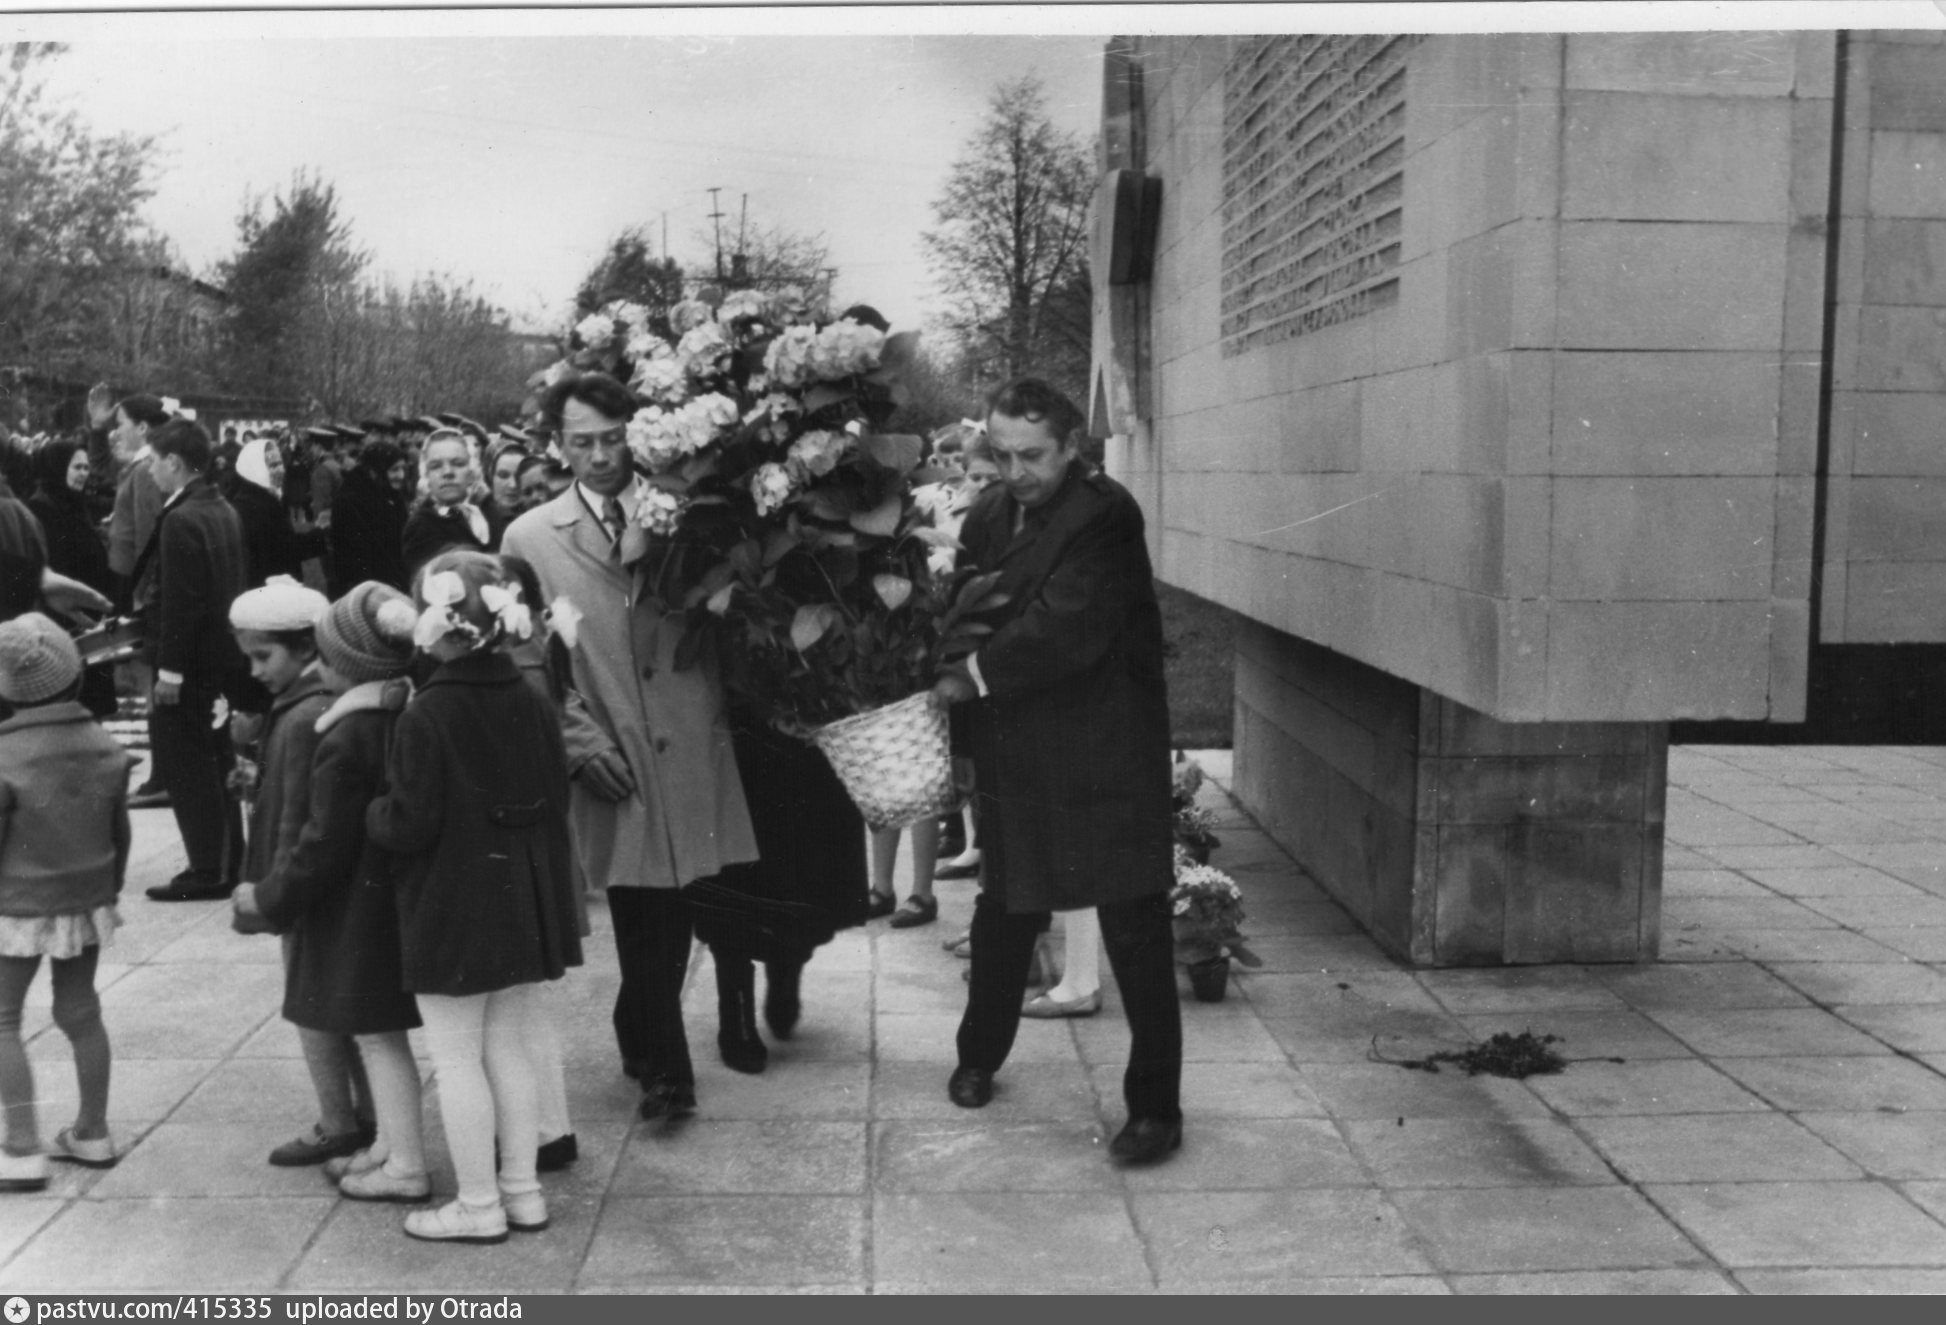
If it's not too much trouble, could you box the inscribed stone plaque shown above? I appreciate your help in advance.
[1220,34,1421,357]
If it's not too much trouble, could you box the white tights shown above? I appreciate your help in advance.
[524,983,572,1145]
[416,984,541,1209]
[352,1029,425,1178]
[1044,908,1101,1001]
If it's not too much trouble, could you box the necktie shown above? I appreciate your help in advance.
[604,497,626,559]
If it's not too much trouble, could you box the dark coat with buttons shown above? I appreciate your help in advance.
[956,462,1175,914]
[255,683,421,1034]
[366,649,583,996]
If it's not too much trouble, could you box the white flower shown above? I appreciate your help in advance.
[625,328,673,362]
[413,605,459,651]
[541,359,572,388]
[786,428,849,478]
[626,406,683,473]
[630,355,690,406]
[809,319,886,380]
[669,300,712,334]
[717,289,769,324]
[574,312,616,351]
[763,325,819,389]
[546,596,583,651]
[635,487,686,536]
[750,462,797,517]
[678,323,732,378]
[602,300,652,331]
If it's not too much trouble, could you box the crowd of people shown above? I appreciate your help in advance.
[0,368,1187,1247]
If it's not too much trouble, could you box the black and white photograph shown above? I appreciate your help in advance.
[0,0,1944,1297]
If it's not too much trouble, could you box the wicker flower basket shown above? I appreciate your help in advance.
[811,690,959,832]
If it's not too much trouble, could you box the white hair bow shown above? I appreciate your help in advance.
[480,583,533,642]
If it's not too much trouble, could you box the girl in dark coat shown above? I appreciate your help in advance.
[236,580,428,1203]
[329,443,410,595]
[366,550,581,1246]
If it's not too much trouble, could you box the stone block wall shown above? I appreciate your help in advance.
[1823,32,1946,644]
[1235,619,1664,965]
[1128,32,1835,725]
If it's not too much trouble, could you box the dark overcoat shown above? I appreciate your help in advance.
[145,479,253,689]
[241,668,335,886]
[957,462,1174,914]
[366,650,583,996]
[329,466,408,595]
[228,480,328,587]
[255,684,421,1035]
[400,505,488,584]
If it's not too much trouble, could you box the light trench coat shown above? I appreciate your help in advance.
[502,487,758,891]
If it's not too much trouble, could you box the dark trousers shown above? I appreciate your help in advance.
[607,886,694,1089]
[957,888,1182,1123]
[149,682,240,881]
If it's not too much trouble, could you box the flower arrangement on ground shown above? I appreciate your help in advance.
[1171,751,1221,863]
[1170,846,1262,970]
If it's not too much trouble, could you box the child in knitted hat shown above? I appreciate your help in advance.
[224,575,380,1170]
[368,550,583,1243]
[0,613,134,1188]
[235,580,428,1202]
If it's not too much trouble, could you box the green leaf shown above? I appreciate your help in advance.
[872,574,913,610]
[849,493,902,538]
[807,489,851,522]
[860,432,923,474]
[761,528,798,566]
[706,582,736,616]
[700,560,736,594]
[790,603,835,652]
[804,384,854,414]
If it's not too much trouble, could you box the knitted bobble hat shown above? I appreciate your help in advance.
[317,582,418,683]
[0,612,82,705]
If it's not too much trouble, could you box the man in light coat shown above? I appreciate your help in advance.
[502,372,758,1121]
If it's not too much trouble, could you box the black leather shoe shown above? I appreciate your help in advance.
[865,891,897,920]
[719,1027,768,1075]
[537,1133,578,1172]
[1108,1117,1182,1165]
[145,870,231,902]
[764,958,803,1040]
[638,1078,697,1121]
[947,1065,994,1109]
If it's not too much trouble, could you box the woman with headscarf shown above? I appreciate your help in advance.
[26,441,111,601]
[481,439,530,550]
[25,440,117,717]
[228,437,328,588]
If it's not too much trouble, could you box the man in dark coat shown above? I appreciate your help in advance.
[138,419,256,901]
[932,378,1183,1166]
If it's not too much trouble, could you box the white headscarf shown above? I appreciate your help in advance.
[236,438,278,494]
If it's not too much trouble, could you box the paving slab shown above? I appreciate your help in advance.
[1386,1187,1705,1273]
[1133,1189,1434,1283]
[1578,1113,1862,1182]
[874,1192,1151,1291]
[1646,1181,1946,1267]
[1341,1118,1616,1188]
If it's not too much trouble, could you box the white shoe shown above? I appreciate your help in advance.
[50,1127,117,1169]
[403,1199,508,1245]
[340,1164,431,1203]
[499,1183,549,1233]
[0,1150,48,1192]
[323,1147,385,1181]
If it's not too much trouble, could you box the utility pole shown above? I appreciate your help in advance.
[707,187,726,283]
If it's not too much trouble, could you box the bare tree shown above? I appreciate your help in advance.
[922,75,1094,398]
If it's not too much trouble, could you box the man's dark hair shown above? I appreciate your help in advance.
[148,418,213,475]
[540,372,635,432]
[116,394,171,429]
[986,378,1083,447]
[358,440,405,476]
[840,304,890,332]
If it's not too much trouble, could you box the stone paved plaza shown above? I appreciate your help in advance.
[4,745,1946,1293]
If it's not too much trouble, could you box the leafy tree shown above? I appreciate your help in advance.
[922,75,1094,400]
[217,171,368,399]
[0,43,161,384]
[575,224,685,319]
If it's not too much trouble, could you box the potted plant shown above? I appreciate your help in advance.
[1172,752,1221,864]
[1171,850,1262,1001]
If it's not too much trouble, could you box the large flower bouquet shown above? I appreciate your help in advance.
[535,290,1006,740]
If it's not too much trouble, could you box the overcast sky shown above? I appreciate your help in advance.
[8,3,1940,342]
[17,15,1113,336]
